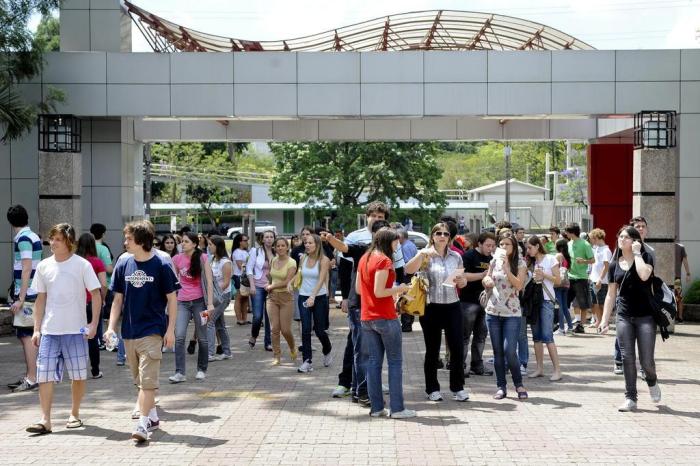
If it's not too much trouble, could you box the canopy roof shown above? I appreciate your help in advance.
[124,2,594,53]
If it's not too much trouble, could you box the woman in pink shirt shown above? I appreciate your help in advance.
[169,232,215,383]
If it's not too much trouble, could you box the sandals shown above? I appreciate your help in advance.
[493,389,506,400]
[26,422,52,435]
[516,388,529,400]
[66,417,83,429]
[248,337,256,348]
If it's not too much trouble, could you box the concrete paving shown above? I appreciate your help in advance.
[1,308,699,465]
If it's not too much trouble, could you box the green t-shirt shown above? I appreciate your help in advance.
[567,238,594,280]
[544,241,556,255]
[96,243,113,286]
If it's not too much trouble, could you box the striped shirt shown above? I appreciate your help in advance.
[425,249,463,304]
[13,226,42,300]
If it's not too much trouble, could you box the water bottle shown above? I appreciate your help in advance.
[79,326,90,336]
[105,333,119,352]
[200,311,209,325]
[23,307,33,317]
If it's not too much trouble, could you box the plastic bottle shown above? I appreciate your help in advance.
[105,333,119,352]
[200,311,209,325]
[79,326,90,336]
[23,307,33,316]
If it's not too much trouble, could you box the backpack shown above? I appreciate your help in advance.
[648,275,677,340]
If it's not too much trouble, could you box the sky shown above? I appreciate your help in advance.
[121,0,700,51]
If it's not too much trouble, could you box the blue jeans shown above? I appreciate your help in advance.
[207,295,231,356]
[614,337,622,364]
[517,314,529,368]
[361,318,405,414]
[299,294,332,362]
[554,287,573,330]
[532,300,555,344]
[348,306,367,397]
[175,298,208,374]
[487,314,524,391]
[250,286,271,347]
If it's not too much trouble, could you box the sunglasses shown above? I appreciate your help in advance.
[433,231,450,237]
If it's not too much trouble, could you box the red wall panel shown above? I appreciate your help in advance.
[588,144,634,250]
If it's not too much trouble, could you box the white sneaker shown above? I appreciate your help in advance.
[208,354,224,362]
[390,409,417,419]
[369,408,389,417]
[618,398,637,412]
[331,385,351,398]
[555,329,567,336]
[298,360,313,373]
[426,391,443,402]
[195,371,206,380]
[221,354,232,360]
[452,389,470,402]
[520,365,527,375]
[131,423,149,443]
[168,373,186,383]
[131,407,140,419]
[323,351,333,367]
[382,383,389,394]
[649,384,661,403]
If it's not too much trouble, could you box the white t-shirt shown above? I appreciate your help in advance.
[32,254,101,335]
[212,257,232,293]
[535,254,559,301]
[589,244,612,284]
[231,249,248,276]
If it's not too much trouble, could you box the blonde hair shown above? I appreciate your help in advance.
[589,228,606,241]
[48,223,77,251]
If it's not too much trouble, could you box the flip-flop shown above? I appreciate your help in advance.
[26,423,52,435]
[66,418,83,429]
[493,389,506,400]
[517,389,529,400]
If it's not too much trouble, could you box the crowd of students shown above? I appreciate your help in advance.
[4,201,689,442]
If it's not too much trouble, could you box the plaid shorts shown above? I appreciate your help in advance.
[36,334,89,383]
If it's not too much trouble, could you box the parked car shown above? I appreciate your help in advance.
[227,222,277,239]
[407,231,429,249]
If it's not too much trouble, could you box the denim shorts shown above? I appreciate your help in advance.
[36,334,89,383]
[531,300,555,344]
[589,283,608,306]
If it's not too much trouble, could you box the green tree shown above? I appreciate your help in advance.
[1,0,61,142]
[35,14,59,52]
[268,142,447,227]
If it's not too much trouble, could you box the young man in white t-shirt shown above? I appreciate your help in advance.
[26,224,102,435]
[588,229,612,328]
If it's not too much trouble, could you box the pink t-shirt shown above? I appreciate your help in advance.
[255,259,270,288]
[172,253,207,302]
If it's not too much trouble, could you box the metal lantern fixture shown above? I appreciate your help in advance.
[633,111,676,150]
[37,114,81,153]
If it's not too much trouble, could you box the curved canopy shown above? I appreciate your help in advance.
[124,2,595,53]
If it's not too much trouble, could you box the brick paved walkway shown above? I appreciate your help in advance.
[1,308,699,465]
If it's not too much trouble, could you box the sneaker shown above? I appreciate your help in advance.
[390,409,417,419]
[7,377,25,389]
[116,360,126,366]
[426,391,443,402]
[90,372,103,379]
[147,419,160,432]
[131,408,140,419]
[370,408,389,418]
[208,354,224,362]
[614,363,623,375]
[169,373,187,384]
[332,385,351,398]
[436,359,445,369]
[12,378,38,392]
[555,329,567,336]
[382,384,389,394]
[131,424,149,443]
[676,318,684,324]
[566,327,575,335]
[639,369,647,381]
[297,360,313,373]
[357,395,371,407]
[187,340,196,355]
[618,398,637,412]
[221,354,232,360]
[649,384,661,403]
[323,351,334,367]
[452,390,470,402]
[573,324,585,334]
[520,365,527,375]
[195,371,206,380]
[265,345,273,352]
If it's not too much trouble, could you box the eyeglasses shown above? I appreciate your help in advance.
[433,231,450,237]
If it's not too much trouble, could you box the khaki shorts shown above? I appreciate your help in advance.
[124,335,163,390]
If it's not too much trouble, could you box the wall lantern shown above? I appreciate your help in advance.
[37,114,81,153]
[633,111,676,149]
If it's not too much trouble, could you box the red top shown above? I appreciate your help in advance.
[358,252,396,321]
[85,255,105,303]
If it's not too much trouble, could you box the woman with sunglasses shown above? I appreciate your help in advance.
[231,234,250,325]
[598,226,659,412]
[405,223,469,402]
[483,235,528,400]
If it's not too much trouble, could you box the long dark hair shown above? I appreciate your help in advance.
[76,233,98,258]
[364,227,399,275]
[555,238,571,265]
[183,232,203,278]
[525,235,546,268]
[499,235,520,273]
[160,233,177,257]
[612,225,642,262]
[209,235,228,261]
[232,233,248,251]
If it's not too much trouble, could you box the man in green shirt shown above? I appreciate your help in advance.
[544,226,560,255]
[566,223,594,334]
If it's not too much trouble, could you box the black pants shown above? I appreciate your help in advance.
[461,301,487,372]
[86,302,101,377]
[419,301,465,393]
[338,330,353,389]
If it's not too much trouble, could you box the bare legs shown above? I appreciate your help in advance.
[530,342,562,381]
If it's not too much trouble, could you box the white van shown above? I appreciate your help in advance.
[227,224,277,239]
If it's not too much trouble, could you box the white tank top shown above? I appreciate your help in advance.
[299,257,327,297]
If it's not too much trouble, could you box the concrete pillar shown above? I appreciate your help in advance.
[38,152,82,241]
[632,147,678,284]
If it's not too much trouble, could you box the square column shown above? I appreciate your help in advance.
[39,151,82,240]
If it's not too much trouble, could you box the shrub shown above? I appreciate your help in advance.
[683,280,700,304]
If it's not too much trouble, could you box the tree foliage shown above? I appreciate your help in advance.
[1,1,61,142]
[268,142,447,226]
[35,14,59,52]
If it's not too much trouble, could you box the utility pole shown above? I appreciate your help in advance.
[144,143,152,220]
[504,145,512,222]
